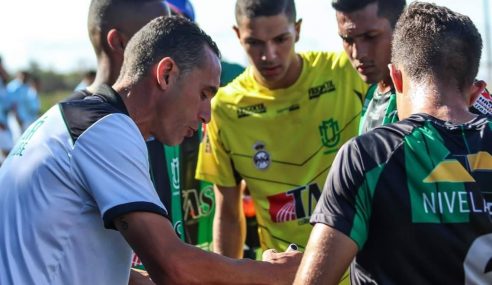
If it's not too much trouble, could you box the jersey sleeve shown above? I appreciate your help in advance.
[71,114,168,229]
[195,97,238,187]
[310,138,373,249]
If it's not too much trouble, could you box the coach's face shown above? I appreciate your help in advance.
[336,2,393,84]
[154,46,221,145]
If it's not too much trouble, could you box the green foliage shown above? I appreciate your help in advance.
[39,91,70,114]
[26,61,85,93]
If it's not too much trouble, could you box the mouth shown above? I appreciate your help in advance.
[356,64,375,75]
[260,65,282,77]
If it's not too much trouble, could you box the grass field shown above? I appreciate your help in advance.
[39,90,71,114]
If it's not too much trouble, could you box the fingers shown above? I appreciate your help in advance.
[262,248,278,261]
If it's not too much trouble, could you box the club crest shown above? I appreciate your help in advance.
[253,142,270,170]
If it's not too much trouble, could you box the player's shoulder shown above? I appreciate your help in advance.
[346,117,419,165]
[211,68,254,108]
[299,50,352,70]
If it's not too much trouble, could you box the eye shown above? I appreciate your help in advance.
[341,35,354,45]
[245,39,262,47]
[274,35,289,44]
[364,33,378,41]
[200,92,208,101]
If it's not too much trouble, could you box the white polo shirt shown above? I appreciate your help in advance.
[0,85,168,285]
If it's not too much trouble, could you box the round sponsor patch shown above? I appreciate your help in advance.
[253,150,270,170]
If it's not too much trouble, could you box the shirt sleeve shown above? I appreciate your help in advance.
[195,97,238,187]
[310,138,372,249]
[71,114,168,229]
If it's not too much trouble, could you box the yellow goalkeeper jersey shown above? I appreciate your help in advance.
[196,51,368,251]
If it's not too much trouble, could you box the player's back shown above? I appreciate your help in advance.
[334,113,492,284]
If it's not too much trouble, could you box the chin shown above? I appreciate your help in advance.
[167,138,184,146]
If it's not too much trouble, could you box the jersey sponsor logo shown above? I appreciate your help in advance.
[253,142,270,170]
[277,104,300,114]
[319,118,340,154]
[267,183,321,223]
[412,152,492,223]
[422,191,492,217]
[237,103,267,118]
[472,88,492,115]
[182,185,215,222]
[174,220,184,238]
[424,152,492,183]
[308,81,335,99]
[131,253,144,269]
[170,157,180,189]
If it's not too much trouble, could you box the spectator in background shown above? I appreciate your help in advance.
[19,76,41,130]
[5,72,40,132]
[0,56,12,164]
[74,70,96,91]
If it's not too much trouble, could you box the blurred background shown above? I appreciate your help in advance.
[0,0,490,113]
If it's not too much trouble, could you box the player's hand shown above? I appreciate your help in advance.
[262,245,303,285]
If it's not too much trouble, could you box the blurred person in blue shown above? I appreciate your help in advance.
[74,70,96,92]
[0,56,12,163]
[6,71,39,133]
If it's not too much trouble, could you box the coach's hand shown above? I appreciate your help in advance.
[262,246,302,285]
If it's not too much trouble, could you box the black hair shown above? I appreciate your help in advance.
[392,2,482,92]
[332,0,406,28]
[87,0,170,56]
[118,16,221,84]
[235,0,296,24]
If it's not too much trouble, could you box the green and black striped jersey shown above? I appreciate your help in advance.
[312,113,492,284]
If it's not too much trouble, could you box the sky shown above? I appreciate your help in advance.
[0,0,491,81]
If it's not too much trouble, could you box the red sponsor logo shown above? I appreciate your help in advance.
[267,192,297,223]
[481,88,491,100]
[131,253,143,268]
[473,88,492,115]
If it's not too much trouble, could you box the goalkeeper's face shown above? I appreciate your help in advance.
[336,2,393,84]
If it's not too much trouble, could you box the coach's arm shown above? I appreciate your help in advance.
[116,211,301,285]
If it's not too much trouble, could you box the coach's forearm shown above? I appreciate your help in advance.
[156,242,293,285]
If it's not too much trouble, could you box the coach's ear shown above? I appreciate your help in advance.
[389,64,403,94]
[155,57,179,90]
[469,80,486,106]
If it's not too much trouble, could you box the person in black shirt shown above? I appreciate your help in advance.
[295,2,492,284]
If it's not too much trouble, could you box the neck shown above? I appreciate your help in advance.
[377,76,394,93]
[410,82,476,124]
[113,80,153,139]
[87,54,122,94]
